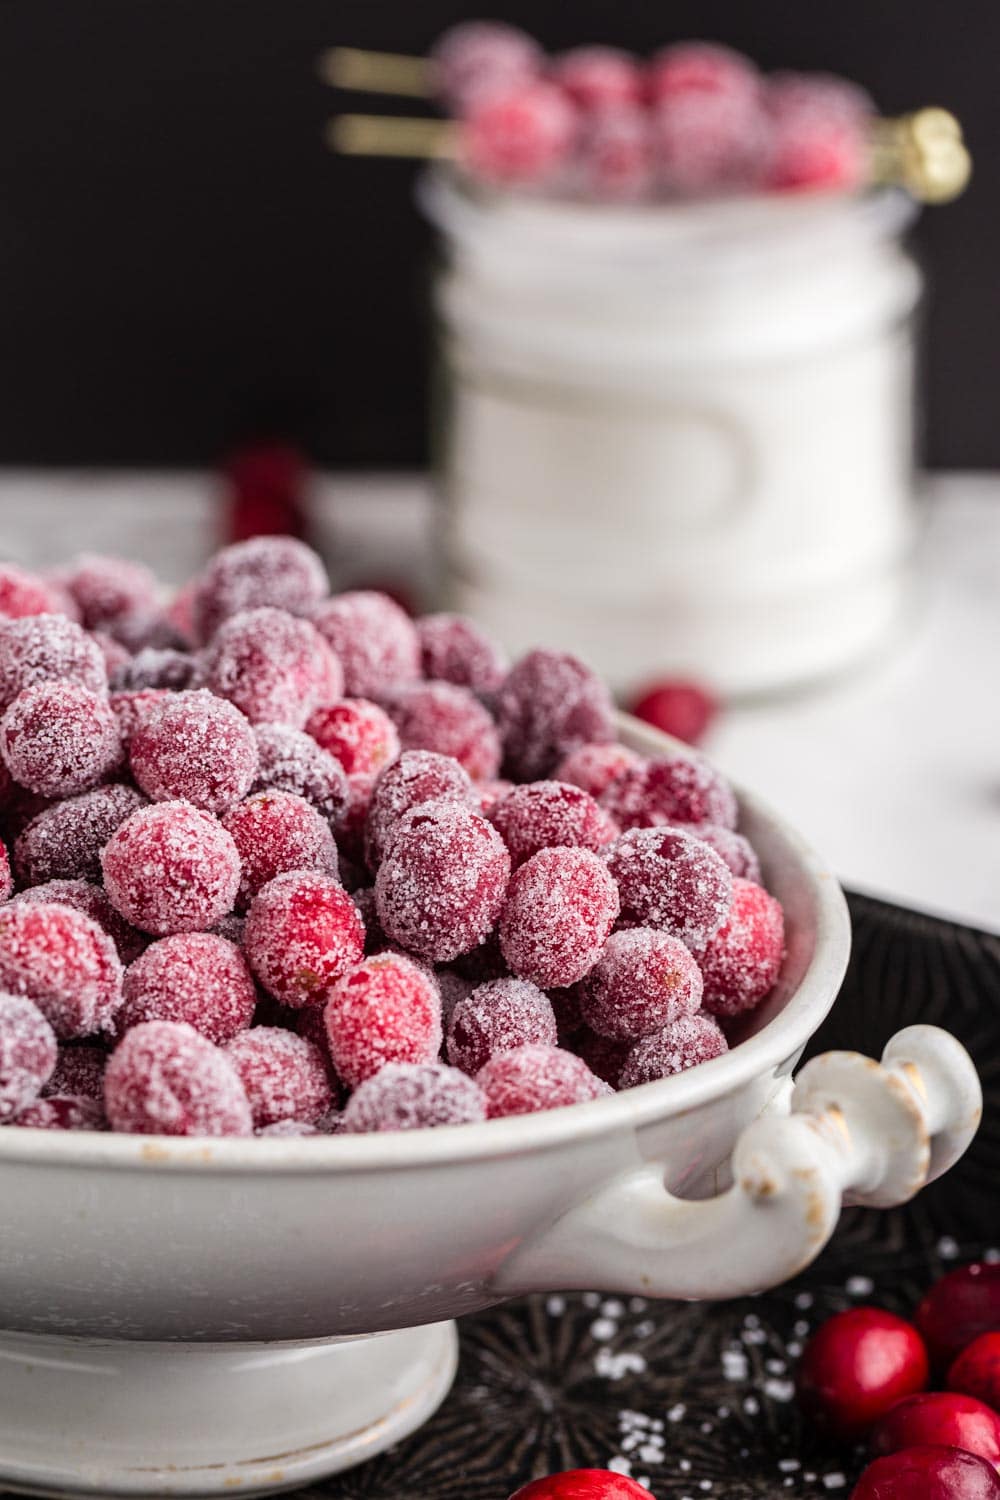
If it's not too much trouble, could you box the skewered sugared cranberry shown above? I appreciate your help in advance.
[0,614,107,712]
[221,789,339,909]
[606,826,733,948]
[118,933,257,1044]
[0,901,122,1039]
[870,1393,1000,1470]
[251,722,350,825]
[102,801,241,936]
[478,1044,610,1118]
[243,870,364,1009]
[1,680,121,798]
[193,536,328,644]
[764,73,872,193]
[447,977,557,1075]
[225,1027,333,1129]
[692,877,785,1018]
[342,1060,487,1133]
[129,690,258,814]
[619,1011,728,1086]
[432,20,543,114]
[500,847,619,989]
[14,783,146,886]
[577,104,654,201]
[324,953,442,1087]
[916,1262,1000,1370]
[949,1333,1000,1412]
[0,993,57,1121]
[59,553,159,635]
[509,1472,655,1500]
[382,681,501,782]
[579,927,703,1040]
[202,607,339,728]
[553,48,644,110]
[554,742,644,801]
[601,752,737,830]
[462,82,578,187]
[497,650,615,782]
[104,1020,252,1136]
[364,749,476,869]
[14,1094,106,1130]
[491,780,616,867]
[630,678,719,746]
[0,565,68,620]
[306,698,400,778]
[416,613,508,693]
[796,1307,930,1440]
[647,41,760,106]
[13,879,147,963]
[42,1041,107,1100]
[311,590,420,699]
[851,1447,1000,1500]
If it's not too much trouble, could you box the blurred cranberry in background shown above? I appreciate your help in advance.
[851,1446,1000,1499]
[509,1471,655,1499]
[916,1263,1000,1371]
[629,678,719,745]
[223,442,307,542]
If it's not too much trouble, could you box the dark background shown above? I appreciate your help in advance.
[0,2,996,470]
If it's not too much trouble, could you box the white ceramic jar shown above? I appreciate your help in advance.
[421,172,922,696]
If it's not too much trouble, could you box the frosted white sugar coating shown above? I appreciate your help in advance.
[307,698,400,778]
[619,1012,729,1088]
[15,1093,106,1130]
[374,800,511,963]
[14,782,147,886]
[684,823,761,883]
[251,723,350,824]
[447,977,557,1075]
[499,847,620,989]
[605,826,734,950]
[0,564,69,621]
[692,876,786,1018]
[129,689,258,813]
[119,933,257,1044]
[490,779,617,867]
[382,680,502,782]
[13,879,147,963]
[202,607,340,728]
[496,649,615,781]
[0,614,107,713]
[416,612,508,693]
[104,1020,253,1137]
[192,537,329,644]
[342,1061,486,1133]
[243,870,364,1009]
[431,20,544,112]
[476,1043,612,1118]
[365,750,477,869]
[225,1027,333,1129]
[0,680,122,797]
[221,789,339,910]
[0,993,58,1121]
[311,591,420,698]
[601,753,738,831]
[59,552,160,633]
[578,927,703,1040]
[0,901,123,1039]
[324,952,443,1087]
[42,1042,107,1101]
[255,1119,322,1137]
[554,741,645,801]
[101,801,241,937]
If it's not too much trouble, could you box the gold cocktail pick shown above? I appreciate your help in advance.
[318,47,433,99]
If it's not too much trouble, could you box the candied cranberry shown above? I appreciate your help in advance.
[0,565,68,620]
[0,614,107,712]
[1,680,121,799]
[193,536,328,644]
[42,1041,107,1100]
[110,689,168,750]
[619,1012,728,1088]
[477,778,513,818]
[601,752,737,831]
[917,1262,1000,1369]
[307,698,400,777]
[244,870,364,1009]
[165,578,199,646]
[432,20,543,113]
[500,847,619,989]
[15,1094,106,1130]
[554,742,644,801]
[630,679,719,746]
[572,1027,632,1089]
[365,750,476,869]
[92,631,132,681]
[797,1308,930,1440]
[606,826,733,948]
[130,690,258,813]
[118,933,256,1044]
[112,647,197,693]
[447,977,556,1076]
[416,613,508,693]
[647,41,760,106]
[852,1446,1000,1500]
[375,801,511,964]
[491,779,616,868]
[225,1027,332,1128]
[686,823,761,882]
[60,553,159,634]
[0,993,57,1121]
[462,82,578,186]
[14,879,147,963]
[692,877,785,1018]
[477,1044,610,1118]
[383,681,501,782]
[949,1333,1000,1411]
[509,1473,655,1500]
[102,801,241,936]
[251,722,350,824]
[0,839,10,902]
[311,591,419,698]
[553,47,643,110]
[202,606,339,728]
[870,1392,1000,1471]
[579,927,703,1040]
[343,1061,486,1133]
[497,650,615,782]
[324,953,442,1087]
[764,73,872,193]
[104,1019,252,1136]
[656,89,766,193]
[0,900,123,1038]
[14,783,146,886]
[222,790,339,909]
[577,104,654,201]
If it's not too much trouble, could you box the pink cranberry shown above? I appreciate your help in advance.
[949,1333,1000,1412]
[307,698,400,778]
[647,41,760,106]
[324,953,442,1087]
[577,104,655,201]
[60,553,159,635]
[221,789,339,909]
[797,1307,930,1440]
[225,1027,333,1128]
[251,722,350,825]
[655,93,766,195]
[491,780,616,867]
[579,927,703,1040]
[342,1060,487,1133]
[552,48,644,111]
[554,742,644,801]
[42,1042,107,1100]
[852,1447,1000,1500]
[619,1011,728,1087]
[15,1094,106,1130]
[601,752,737,831]
[129,690,258,814]
[0,565,68,620]
[416,613,508,694]
[463,81,578,186]
[243,870,364,1009]
[500,847,619,989]
[630,678,719,746]
[311,591,419,699]
[1,680,121,798]
[764,73,873,193]
[477,1044,610,1118]
[686,824,761,882]
[0,994,57,1121]
[0,614,107,712]
[364,749,476,868]
[692,877,785,1018]
[509,1472,655,1500]
[870,1392,1000,1471]
[14,783,146,886]
[101,801,241,936]
[118,933,256,1044]
[447,977,557,1075]
[13,879,147,964]
[383,681,501,782]
[202,606,338,728]
[104,1019,252,1136]
[606,825,733,948]
[916,1263,1000,1370]
[375,801,510,963]
[497,650,615,782]
[431,20,544,113]
[0,900,122,1039]
[193,536,328,644]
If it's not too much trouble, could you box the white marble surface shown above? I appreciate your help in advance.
[0,469,996,933]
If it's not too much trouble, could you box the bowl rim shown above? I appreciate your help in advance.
[0,717,851,1174]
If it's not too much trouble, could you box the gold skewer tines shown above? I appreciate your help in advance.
[318,47,433,98]
[326,114,454,160]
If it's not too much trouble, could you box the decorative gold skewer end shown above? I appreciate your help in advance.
[326,114,455,160]
[318,47,432,99]
[872,107,971,204]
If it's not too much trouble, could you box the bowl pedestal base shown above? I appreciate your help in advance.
[0,1321,458,1499]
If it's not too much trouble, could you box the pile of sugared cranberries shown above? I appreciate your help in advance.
[0,536,786,1138]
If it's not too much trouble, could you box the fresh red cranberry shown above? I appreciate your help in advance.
[949,1333,1000,1412]
[508,1468,654,1498]
[852,1446,1000,1500]
[870,1392,1000,1470]
[917,1263,1000,1370]
[797,1307,930,1440]
[630,679,719,746]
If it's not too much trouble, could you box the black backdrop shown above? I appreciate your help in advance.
[1,1,997,469]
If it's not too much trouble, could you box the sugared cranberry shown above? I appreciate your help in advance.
[619,1012,728,1087]
[306,698,400,778]
[852,1446,1000,1500]
[916,1263,1000,1370]
[0,565,67,620]
[104,1020,252,1136]
[601,752,737,831]
[14,783,146,886]
[576,104,655,201]
[193,536,328,644]
[324,953,442,1087]
[606,826,733,948]
[630,679,719,746]
[554,742,644,801]
[552,48,644,111]
[499,847,619,989]
[101,801,241,936]
[93,631,133,681]
[118,933,256,1044]
[225,1027,333,1129]
[342,1060,486,1133]
[251,722,350,825]
[59,553,159,635]
[797,1307,930,1440]
[686,823,761,882]
[110,689,168,750]
[202,606,338,728]
[364,749,476,868]
[432,20,544,114]
[221,789,339,909]
[647,41,760,106]
[14,1093,106,1130]
[478,1044,610,1118]
[692,877,785,1018]
[655,88,766,193]
[0,993,57,1121]
[0,900,122,1039]
[497,650,615,782]
[579,927,703,1040]
[509,1472,655,1500]
[949,1333,1000,1412]
[870,1392,1000,1470]
[416,613,508,694]
[0,838,10,902]
[129,690,258,814]
[375,801,510,963]
[382,681,501,782]
[0,614,106,712]
[462,83,578,187]
[13,879,147,964]
[1,680,121,798]
[764,73,872,193]
[477,778,514,818]
[491,780,616,867]
[243,870,364,1009]
[42,1041,107,1100]
[447,977,557,1075]
[311,591,419,699]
